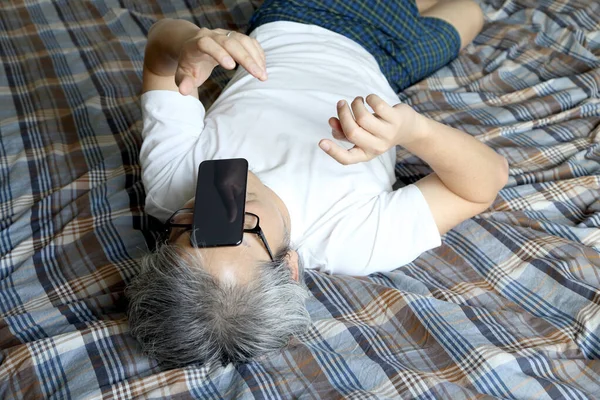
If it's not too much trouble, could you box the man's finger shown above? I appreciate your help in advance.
[240,36,266,74]
[351,97,387,136]
[328,117,342,131]
[216,35,266,80]
[193,36,234,69]
[177,75,195,96]
[221,31,266,71]
[328,117,347,139]
[332,129,346,141]
[228,33,263,66]
[365,94,396,122]
[252,38,266,69]
[318,139,369,165]
[337,100,379,150]
[175,61,213,93]
[327,117,343,133]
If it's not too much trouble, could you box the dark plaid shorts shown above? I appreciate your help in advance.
[248,0,462,93]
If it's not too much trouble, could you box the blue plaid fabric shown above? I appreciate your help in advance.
[248,0,462,92]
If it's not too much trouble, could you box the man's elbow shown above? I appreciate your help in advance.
[486,154,509,204]
[477,154,509,205]
[497,155,509,191]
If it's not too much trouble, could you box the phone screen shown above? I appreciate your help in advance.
[192,158,248,247]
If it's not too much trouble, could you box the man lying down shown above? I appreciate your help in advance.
[126,0,508,368]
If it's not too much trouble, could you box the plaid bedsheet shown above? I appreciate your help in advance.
[1,0,599,398]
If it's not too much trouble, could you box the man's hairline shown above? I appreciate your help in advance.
[169,227,292,277]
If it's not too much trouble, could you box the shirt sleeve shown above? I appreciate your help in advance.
[139,91,210,223]
[323,184,441,276]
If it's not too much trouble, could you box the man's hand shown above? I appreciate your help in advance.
[142,19,267,96]
[175,28,267,96]
[319,94,426,165]
[318,93,508,236]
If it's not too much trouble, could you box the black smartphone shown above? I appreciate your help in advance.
[191,158,248,247]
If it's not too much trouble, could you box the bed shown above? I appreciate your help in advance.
[1,0,599,398]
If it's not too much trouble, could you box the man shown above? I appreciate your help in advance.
[127,0,507,368]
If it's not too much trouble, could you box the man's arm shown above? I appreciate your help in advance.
[142,18,267,97]
[319,95,508,235]
[403,114,508,234]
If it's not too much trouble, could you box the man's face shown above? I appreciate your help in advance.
[169,171,299,284]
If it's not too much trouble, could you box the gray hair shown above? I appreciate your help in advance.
[126,243,310,368]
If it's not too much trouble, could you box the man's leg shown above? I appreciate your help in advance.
[418,0,484,50]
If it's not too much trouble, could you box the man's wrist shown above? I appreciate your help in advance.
[144,19,202,76]
[395,110,432,148]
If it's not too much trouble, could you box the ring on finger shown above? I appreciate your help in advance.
[226,31,233,37]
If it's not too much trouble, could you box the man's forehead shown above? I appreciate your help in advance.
[196,245,262,285]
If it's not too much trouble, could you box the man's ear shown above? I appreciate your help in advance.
[287,250,300,282]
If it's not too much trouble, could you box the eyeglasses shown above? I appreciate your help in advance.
[163,208,274,261]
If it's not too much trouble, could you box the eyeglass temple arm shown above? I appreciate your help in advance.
[257,229,274,261]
